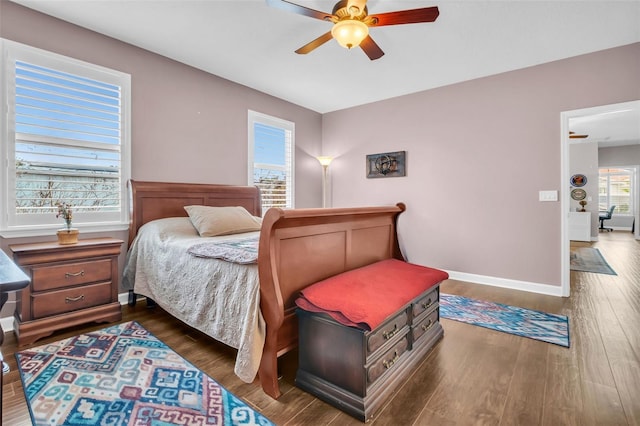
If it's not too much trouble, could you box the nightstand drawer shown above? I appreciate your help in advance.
[11,237,123,346]
[32,259,112,292]
[31,281,112,319]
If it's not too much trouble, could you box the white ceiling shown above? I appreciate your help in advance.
[10,0,640,114]
[570,102,640,148]
[9,0,640,145]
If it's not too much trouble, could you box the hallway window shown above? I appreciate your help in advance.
[599,167,635,215]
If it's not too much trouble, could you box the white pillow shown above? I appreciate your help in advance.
[184,205,262,237]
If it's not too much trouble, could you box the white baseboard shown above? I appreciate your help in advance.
[1,292,134,333]
[0,316,13,334]
[118,291,130,305]
[445,270,565,297]
[2,277,564,335]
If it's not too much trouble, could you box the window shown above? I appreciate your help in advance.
[598,167,635,215]
[248,110,294,213]
[1,39,131,237]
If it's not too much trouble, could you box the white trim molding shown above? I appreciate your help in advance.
[561,100,640,297]
[445,270,565,297]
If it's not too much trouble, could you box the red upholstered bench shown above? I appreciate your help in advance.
[295,258,448,421]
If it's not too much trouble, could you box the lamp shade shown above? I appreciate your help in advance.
[317,156,333,167]
[331,19,369,49]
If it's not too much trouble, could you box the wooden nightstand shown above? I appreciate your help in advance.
[10,237,123,346]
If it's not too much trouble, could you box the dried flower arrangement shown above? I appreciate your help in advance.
[55,202,73,230]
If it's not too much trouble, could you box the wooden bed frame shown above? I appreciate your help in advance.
[127,179,406,399]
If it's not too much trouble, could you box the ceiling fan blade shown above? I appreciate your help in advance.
[368,6,439,27]
[360,35,384,60]
[569,131,589,139]
[295,31,334,54]
[265,0,332,21]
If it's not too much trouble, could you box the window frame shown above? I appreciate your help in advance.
[598,166,636,216]
[247,110,295,213]
[0,39,131,237]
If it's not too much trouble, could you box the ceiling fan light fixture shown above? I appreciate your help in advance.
[331,19,368,49]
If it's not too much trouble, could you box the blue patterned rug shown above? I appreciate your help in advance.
[440,294,570,347]
[570,247,617,275]
[16,321,274,426]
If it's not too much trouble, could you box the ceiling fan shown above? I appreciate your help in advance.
[569,131,589,139]
[265,0,439,60]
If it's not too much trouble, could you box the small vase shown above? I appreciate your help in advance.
[57,228,79,245]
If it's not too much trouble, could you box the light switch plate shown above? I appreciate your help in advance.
[539,190,558,202]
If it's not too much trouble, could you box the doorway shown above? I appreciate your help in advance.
[560,100,640,296]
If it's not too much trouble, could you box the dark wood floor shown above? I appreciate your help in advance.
[2,231,639,425]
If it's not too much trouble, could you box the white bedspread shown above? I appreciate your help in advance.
[122,217,265,383]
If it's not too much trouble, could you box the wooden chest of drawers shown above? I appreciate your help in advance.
[296,284,443,421]
[10,238,123,346]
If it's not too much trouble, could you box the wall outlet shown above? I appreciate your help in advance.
[539,190,558,202]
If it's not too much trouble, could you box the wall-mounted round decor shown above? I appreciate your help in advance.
[571,188,587,201]
[570,174,587,187]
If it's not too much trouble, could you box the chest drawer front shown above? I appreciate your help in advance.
[412,286,439,318]
[366,333,410,386]
[31,281,112,319]
[366,308,409,355]
[412,308,440,344]
[32,259,112,292]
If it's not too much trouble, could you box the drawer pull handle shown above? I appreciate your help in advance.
[65,295,85,303]
[421,319,434,331]
[382,324,398,340]
[421,298,433,309]
[65,270,85,278]
[383,351,400,369]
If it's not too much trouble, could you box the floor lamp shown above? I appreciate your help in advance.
[317,156,333,208]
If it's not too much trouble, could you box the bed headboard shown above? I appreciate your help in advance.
[127,180,262,245]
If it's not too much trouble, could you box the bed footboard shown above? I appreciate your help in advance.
[256,203,406,399]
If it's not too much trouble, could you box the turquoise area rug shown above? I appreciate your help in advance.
[16,321,274,426]
[570,247,617,275]
[440,294,570,347]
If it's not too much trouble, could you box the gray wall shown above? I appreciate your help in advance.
[1,1,639,298]
[599,145,640,167]
[0,2,323,241]
[0,2,323,317]
[322,43,640,290]
[570,142,599,237]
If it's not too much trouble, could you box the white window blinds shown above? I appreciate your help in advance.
[1,39,131,235]
[15,60,122,213]
[248,111,294,212]
[599,167,635,215]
